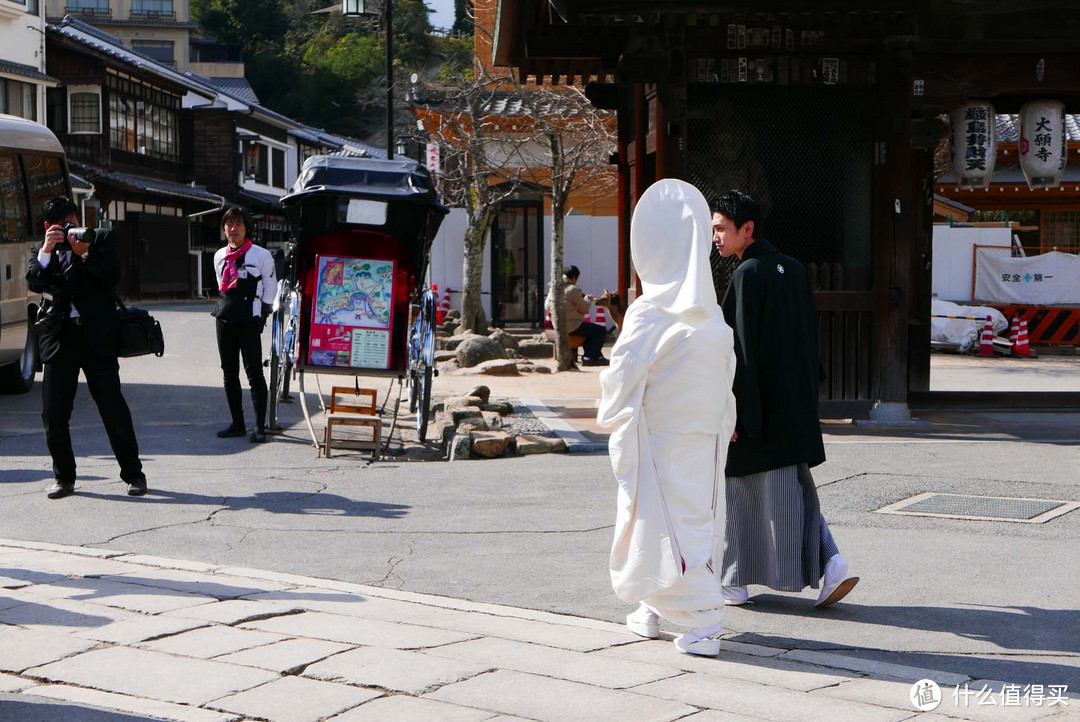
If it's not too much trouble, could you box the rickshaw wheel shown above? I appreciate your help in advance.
[417,365,433,441]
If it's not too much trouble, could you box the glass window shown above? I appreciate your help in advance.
[22,155,68,233]
[65,0,109,12]
[130,40,175,67]
[130,0,172,14]
[0,150,28,244]
[69,88,101,133]
[0,80,35,122]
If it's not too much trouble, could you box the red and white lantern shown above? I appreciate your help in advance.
[1018,99,1067,190]
[949,101,997,190]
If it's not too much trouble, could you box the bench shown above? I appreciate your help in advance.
[542,329,585,360]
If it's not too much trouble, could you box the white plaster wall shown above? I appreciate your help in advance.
[932,225,1014,303]
[0,3,49,123]
[428,208,617,323]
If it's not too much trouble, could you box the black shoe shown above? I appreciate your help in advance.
[581,357,610,367]
[126,475,147,497]
[217,422,247,438]
[47,481,74,500]
[250,428,267,443]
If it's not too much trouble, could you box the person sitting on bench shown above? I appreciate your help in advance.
[547,265,609,366]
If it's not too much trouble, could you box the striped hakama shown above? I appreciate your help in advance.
[722,464,840,592]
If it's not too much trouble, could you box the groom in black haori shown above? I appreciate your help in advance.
[712,189,859,608]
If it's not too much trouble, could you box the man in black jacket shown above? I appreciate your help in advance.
[712,190,856,608]
[27,196,146,499]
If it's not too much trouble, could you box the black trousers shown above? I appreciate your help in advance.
[42,321,142,483]
[570,321,607,360]
[216,317,267,430]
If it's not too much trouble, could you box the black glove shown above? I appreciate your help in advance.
[260,303,273,331]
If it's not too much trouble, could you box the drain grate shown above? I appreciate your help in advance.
[876,493,1080,524]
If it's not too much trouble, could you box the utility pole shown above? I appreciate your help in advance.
[385,0,394,159]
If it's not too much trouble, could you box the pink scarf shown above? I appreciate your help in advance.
[219,238,252,293]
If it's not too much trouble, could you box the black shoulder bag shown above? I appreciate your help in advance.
[115,298,165,358]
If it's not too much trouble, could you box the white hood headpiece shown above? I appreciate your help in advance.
[630,179,717,318]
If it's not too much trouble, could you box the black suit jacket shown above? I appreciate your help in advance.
[721,239,826,477]
[27,229,121,362]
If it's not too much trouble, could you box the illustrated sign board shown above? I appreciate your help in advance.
[308,255,395,369]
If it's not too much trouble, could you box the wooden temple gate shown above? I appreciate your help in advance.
[491,0,1080,416]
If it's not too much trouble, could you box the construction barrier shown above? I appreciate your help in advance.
[994,305,1080,346]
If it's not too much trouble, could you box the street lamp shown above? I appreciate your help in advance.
[339,0,394,160]
[340,0,367,15]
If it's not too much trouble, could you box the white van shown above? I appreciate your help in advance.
[0,114,72,393]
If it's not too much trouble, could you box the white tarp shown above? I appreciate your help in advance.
[931,299,1008,352]
[974,249,1080,305]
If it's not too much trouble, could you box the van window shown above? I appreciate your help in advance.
[22,154,68,231]
[0,150,28,243]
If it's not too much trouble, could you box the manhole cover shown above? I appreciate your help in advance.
[876,493,1080,524]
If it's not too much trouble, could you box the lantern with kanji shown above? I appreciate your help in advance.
[1018,99,1067,190]
[949,101,996,189]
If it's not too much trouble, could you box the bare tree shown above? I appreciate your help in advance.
[512,81,617,371]
[415,66,532,334]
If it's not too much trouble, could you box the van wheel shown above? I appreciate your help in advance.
[0,328,37,394]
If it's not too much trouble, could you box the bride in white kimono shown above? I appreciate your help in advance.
[597,178,738,657]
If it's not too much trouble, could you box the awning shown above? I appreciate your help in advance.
[237,187,283,210]
[72,162,225,207]
[0,59,60,86]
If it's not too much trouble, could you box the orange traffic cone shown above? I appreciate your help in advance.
[544,308,553,329]
[1008,314,1019,346]
[432,284,445,324]
[1013,316,1031,357]
[977,315,995,356]
[441,286,452,319]
[594,304,609,328]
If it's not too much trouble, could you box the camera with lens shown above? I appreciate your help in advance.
[54,223,97,252]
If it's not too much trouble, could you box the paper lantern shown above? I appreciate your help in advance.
[1018,99,1067,190]
[949,101,996,189]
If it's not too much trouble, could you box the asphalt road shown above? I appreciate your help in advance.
[1,304,1078,694]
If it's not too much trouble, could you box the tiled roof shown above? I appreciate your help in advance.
[69,173,93,191]
[47,15,198,28]
[48,17,213,98]
[72,162,224,206]
[0,59,59,85]
[937,162,1080,186]
[933,194,975,214]
[994,114,1080,143]
[208,76,260,105]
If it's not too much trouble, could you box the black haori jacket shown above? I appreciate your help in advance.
[720,239,826,477]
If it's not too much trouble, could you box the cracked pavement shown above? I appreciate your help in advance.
[1,304,1080,702]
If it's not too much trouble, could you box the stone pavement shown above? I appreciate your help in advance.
[1,539,1074,721]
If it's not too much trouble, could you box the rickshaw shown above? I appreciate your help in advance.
[268,155,448,451]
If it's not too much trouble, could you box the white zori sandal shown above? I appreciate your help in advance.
[626,603,660,639]
[674,624,723,656]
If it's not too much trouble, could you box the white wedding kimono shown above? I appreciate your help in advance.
[597,179,737,627]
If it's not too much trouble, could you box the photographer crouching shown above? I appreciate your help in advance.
[27,196,147,499]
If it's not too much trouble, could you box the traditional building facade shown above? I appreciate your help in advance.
[0,0,57,123]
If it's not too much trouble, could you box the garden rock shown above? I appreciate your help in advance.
[445,395,484,411]
[516,435,568,455]
[435,350,457,363]
[483,401,514,416]
[449,433,472,461]
[469,359,519,376]
[457,417,490,433]
[456,336,508,367]
[466,386,491,404]
[470,430,513,458]
[437,331,477,352]
[517,341,554,359]
[451,407,483,424]
[489,329,519,350]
